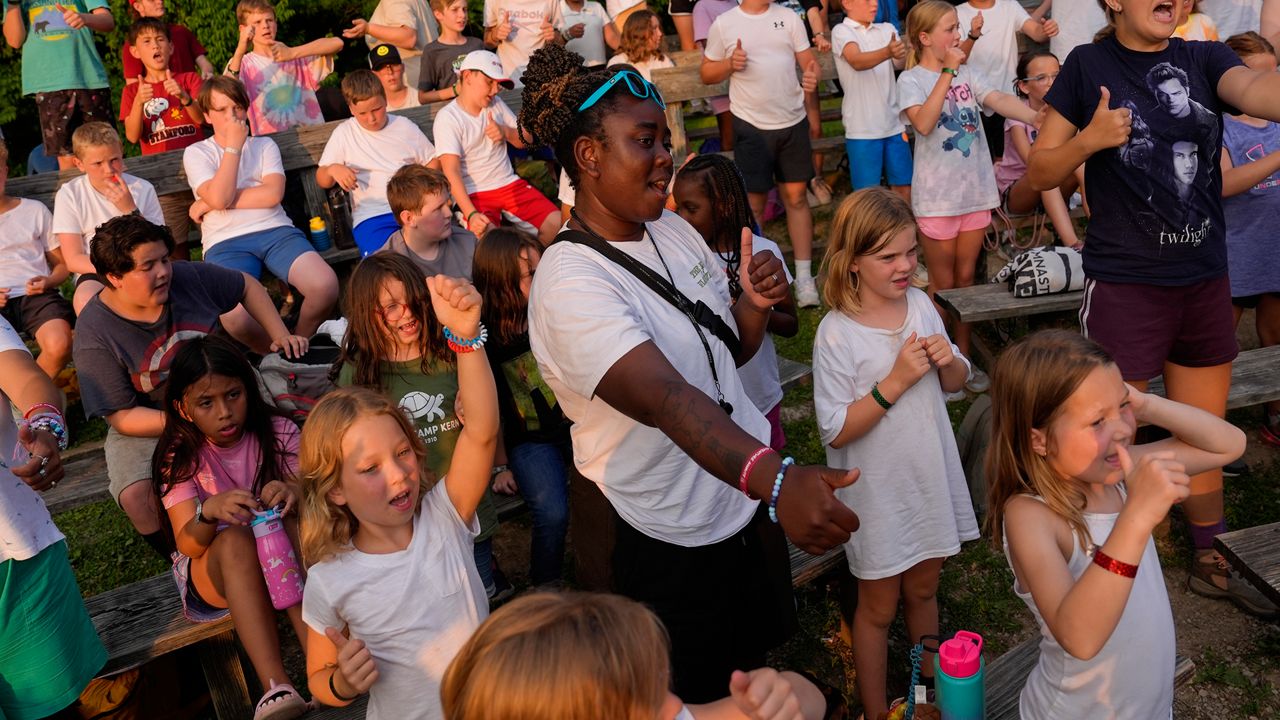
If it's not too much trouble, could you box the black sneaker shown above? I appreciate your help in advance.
[1222,458,1248,477]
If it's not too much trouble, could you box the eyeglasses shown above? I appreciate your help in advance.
[379,301,409,322]
[577,69,666,113]
[1022,72,1059,84]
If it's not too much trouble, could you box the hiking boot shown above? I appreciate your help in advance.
[1188,549,1279,619]
[795,276,820,308]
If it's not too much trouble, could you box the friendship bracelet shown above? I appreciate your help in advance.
[465,209,481,226]
[24,403,61,420]
[1090,547,1139,578]
[870,382,893,411]
[739,446,775,497]
[26,414,69,451]
[941,67,959,77]
[443,323,488,353]
[329,667,357,702]
[768,457,795,524]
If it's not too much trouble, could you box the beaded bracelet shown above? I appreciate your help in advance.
[443,323,488,353]
[768,457,795,524]
[739,446,775,497]
[24,403,61,420]
[26,414,69,451]
[1090,546,1138,578]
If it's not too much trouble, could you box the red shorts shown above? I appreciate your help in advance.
[469,179,557,231]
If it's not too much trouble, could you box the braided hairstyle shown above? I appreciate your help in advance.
[518,44,639,190]
[676,154,757,299]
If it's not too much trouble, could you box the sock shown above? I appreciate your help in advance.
[142,530,175,560]
[1188,519,1227,551]
[795,260,812,280]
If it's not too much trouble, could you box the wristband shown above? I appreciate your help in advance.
[24,403,61,420]
[329,667,358,702]
[443,323,488,353]
[490,464,509,477]
[870,382,893,411]
[968,31,981,40]
[739,446,775,497]
[27,415,69,451]
[465,209,481,226]
[1090,547,1138,578]
[222,146,241,156]
[768,457,795,524]
[941,67,959,77]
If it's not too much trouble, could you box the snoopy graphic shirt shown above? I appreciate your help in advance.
[1047,36,1243,285]
[897,64,1000,218]
[119,71,206,154]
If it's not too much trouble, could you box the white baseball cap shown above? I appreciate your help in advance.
[457,50,515,88]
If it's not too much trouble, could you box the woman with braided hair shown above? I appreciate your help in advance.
[518,43,861,702]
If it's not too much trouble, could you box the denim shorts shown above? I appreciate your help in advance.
[203,225,314,281]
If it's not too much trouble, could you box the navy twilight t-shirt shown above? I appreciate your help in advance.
[1046,36,1242,285]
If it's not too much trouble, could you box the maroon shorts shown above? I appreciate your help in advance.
[1079,275,1238,381]
[34,88,114,157]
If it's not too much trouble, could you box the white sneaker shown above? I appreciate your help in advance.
[945,389,968,403]
[795,276,820,308]
[965,367,991,393]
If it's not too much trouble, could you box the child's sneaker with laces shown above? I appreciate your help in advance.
[795,276,820,308]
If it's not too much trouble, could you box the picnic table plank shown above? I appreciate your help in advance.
[934,284,1083,324]
[1214,522,1280,608]
[1148,345,1280,410]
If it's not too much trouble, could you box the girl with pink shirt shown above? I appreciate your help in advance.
[151,335,309,720]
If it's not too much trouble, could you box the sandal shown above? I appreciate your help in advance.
[253,681,308,720]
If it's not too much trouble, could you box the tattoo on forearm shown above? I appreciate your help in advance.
[656,380,748,487]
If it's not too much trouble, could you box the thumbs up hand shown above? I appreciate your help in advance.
[801,59,819,92]
[162,69,183,97]
[324,627,379,699]
[495,10,512,41]
[730,39,748,73]
[539,15,556,43]
[57,3,85,30]
[888,33,907,61]
[483,109,504,144]
[969,10,984,37]
[1115,444,1190,532]
[1042,18,1060,38]
[739,228,787,312]
[1083,86,1133,151]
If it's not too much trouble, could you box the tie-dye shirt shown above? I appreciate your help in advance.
[239,51,334,135]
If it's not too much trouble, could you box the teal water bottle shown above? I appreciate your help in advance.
[934,630,984,720]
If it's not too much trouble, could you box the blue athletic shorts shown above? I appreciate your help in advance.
[846,134,913,190]
[203,224,314,281]
[353,213,400,257]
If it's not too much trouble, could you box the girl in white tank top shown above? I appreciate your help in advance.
[985,331,1246,719]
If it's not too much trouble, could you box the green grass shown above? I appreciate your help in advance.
[59,501,168,597]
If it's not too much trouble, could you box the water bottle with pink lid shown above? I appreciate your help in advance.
[933,630,984,720]
[251,506,304,610]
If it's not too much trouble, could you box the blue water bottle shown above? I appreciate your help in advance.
[309,216,332,251]
[934,630,984,720]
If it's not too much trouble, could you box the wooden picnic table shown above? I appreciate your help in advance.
[1214,522,1280,608]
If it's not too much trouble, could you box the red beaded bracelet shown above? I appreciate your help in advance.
[1091,547,1139,578]
[739,446,775,497]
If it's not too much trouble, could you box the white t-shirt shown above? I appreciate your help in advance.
[183,136,295,250]
[529,211,767,547]
[368,0,440,90]
[432,98,521,193]
[1049,0,1106,62]
[52,174,164,260]
[832,18,904,139]
[0,319,62,563]
[0,199,56,297]
[558,168,575,207]
[707,234,789,415]
[1199,0,1262,37]
[813,289,979,579]
[956,1,1032,107]
[387,91,423,111]
[560,0,611,66]
[704,5,810,130]
[898,65,1000,218]
[318,115,437,227]
[302,481,485,720]
[485,0,564,81]
[606,52,675,81]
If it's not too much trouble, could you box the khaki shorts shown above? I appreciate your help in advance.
[104,428,160,504]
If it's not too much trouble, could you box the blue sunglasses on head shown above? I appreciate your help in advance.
[577,69,666,112]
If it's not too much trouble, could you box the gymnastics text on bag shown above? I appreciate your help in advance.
[991,246,1084,298]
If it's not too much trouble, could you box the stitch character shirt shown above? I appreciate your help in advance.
[1046,36,1242,285]
[897,64,1000,218]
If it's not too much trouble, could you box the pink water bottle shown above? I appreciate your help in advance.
[251,507,304,610]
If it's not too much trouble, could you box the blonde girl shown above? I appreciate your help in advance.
[441,591,827,720]
[299,275,499,720]
[897,0,1039,396]
[987,330,1244,717]
[813,188,978,720]
[1026,0,1280,616]
[608,9,674,80]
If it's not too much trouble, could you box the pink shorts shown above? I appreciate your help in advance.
[917,210,992,240]
[470,179,558,231]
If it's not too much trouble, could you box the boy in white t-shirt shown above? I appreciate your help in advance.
[956,0,1056,157]
[435,50,562,246]
[834,0,911,199]
[318,70,439,256]
[484,0,564,82]
[52,122,166,314]
[701,0,823,307]
[0,141,74,380]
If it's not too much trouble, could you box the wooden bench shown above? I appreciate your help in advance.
[1148,344,1280,411]
[935,283,1083,325]
[1214,521,1280,608]
[985,636,1196,719]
